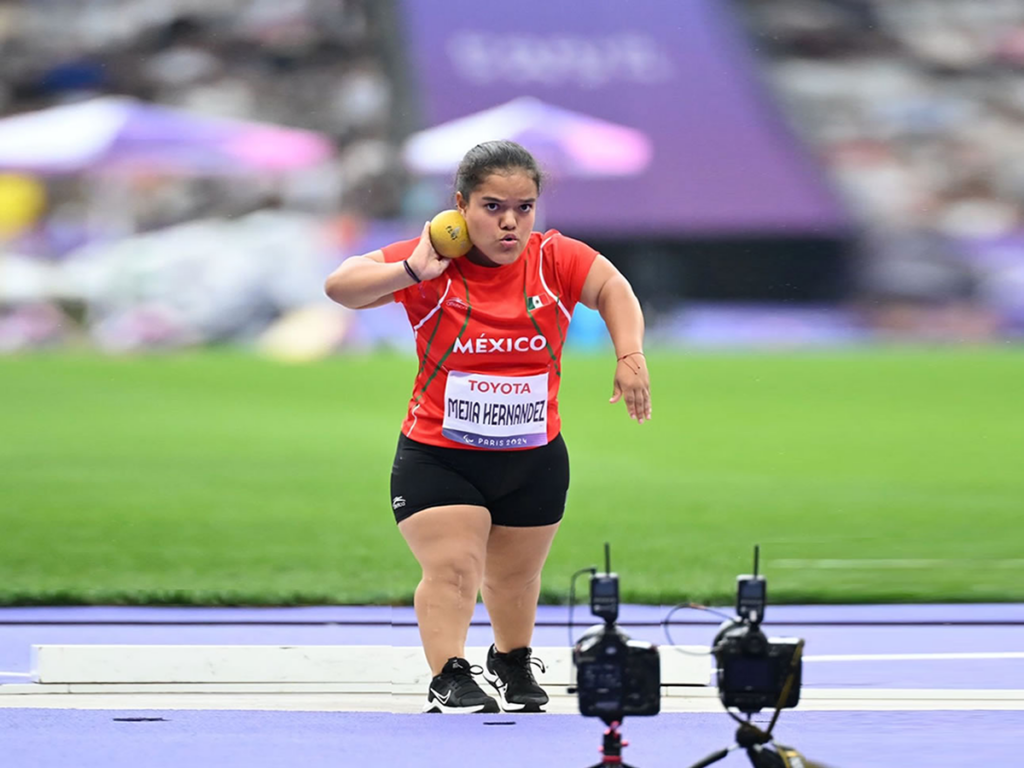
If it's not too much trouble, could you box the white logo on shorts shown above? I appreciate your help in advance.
[392,496,406,510]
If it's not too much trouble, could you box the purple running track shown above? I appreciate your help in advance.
[1,606,1022,768]
[0,709,1021,768]
[2,605,1023,689]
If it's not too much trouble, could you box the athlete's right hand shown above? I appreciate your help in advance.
[406,221,452,282]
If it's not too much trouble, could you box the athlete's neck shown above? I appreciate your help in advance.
[465,248,502,268]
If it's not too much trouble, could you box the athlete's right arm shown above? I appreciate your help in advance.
[324,221,451,309]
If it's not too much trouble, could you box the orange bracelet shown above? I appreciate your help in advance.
[617,351,644,374]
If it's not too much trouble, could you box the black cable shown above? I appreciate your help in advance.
[727,708,748,726]
[567,567,597,653]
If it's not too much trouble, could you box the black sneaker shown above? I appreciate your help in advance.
[484,645,549,713]
[423,657,500,714]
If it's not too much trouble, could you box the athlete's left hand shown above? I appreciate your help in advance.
[609,353,651,424]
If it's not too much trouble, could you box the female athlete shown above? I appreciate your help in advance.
[325,140,651,713]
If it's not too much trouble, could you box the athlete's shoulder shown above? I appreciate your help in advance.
[536,230,598,305]
[539,229,595,254]
[380,237,419,263]
[539,229,564,249]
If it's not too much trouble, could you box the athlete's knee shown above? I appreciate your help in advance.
[483,569,541,596]
[423,554,485,593]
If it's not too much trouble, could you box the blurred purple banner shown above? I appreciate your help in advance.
[398,0,849,236]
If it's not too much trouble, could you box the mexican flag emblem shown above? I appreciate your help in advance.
[526,295,546,310]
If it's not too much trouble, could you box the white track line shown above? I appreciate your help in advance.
[806,652,1024,662]
[773,559,1024,569]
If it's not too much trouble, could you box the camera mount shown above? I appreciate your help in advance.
[573,543,660,768]
[585,720,639,768]
[691,546,813,768]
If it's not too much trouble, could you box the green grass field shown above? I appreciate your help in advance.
[1,347,1022,606]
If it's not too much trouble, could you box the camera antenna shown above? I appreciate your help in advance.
[736,545,767,626]
[589,543,620,624]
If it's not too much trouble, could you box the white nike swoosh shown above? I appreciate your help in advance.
[430,688,451,704]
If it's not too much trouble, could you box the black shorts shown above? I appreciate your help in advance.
[390,433,570,527]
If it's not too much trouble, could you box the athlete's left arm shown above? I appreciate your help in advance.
[579,255,651,425]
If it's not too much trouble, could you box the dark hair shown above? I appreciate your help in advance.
[455,140,544,201]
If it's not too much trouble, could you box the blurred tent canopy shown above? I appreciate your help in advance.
[401,96,653,179]
[0,96,335,176]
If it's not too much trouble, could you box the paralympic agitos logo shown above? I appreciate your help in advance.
[453,335,548,354]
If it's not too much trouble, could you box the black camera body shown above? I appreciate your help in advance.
[574,622,661,720]
[712,571,802,714]
[573,550,661,722]
[713,620,802,713]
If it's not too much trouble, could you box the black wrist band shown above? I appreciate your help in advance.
[402,260,421,283]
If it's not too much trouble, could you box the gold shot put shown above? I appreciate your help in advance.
[429,209,472,258]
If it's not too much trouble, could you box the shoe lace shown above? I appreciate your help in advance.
[444,663,487,694]
[504,652,546,687]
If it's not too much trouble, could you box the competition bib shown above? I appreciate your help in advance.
[442,371,548,449]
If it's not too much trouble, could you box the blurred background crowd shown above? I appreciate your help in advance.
[742,0,1024,340]
[1,0,1022,354]
[0,0,401,223]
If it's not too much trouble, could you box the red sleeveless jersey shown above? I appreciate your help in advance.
[382,230,598,450]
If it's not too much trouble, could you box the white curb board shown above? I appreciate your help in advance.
[32,644,712,688]
[3,686,1023,715]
